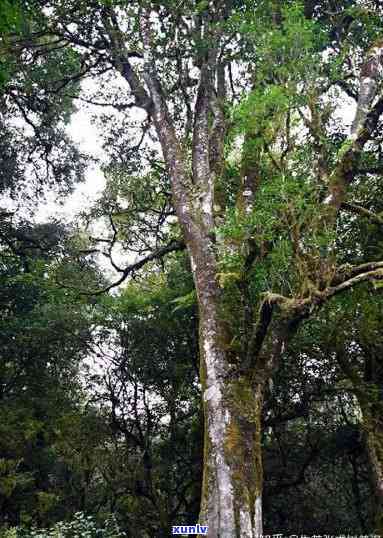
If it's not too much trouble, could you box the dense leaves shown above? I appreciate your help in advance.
[1,0,383,535]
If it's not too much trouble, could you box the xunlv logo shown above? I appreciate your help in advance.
[172,524,208,535]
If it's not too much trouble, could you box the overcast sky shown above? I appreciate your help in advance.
[38,106,106,223]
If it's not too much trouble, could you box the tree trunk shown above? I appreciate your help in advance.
[198,311,264,537]
[339,344,383,534]
[188,238,264,537]
[185,230,295,536]
[363,407,383,533]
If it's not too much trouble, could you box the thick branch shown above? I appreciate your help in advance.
[352,42,383,136]
[138,10,193,234]
[247,263,383,370]
[245,293,292,372]
[324,41,383,212]
[192,65,212,187]
[325,267,383,298]
[245,298,276,365]
[332,260,383,287]
[101,7,151,111]
[341,202,383,227]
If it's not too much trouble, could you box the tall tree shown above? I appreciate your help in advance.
[11,1,383,534]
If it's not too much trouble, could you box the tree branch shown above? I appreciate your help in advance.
[341,201,383,227]
[324,41,383,212]
[246,297,276,365]
[325,267,383,299]
[331,260,383,287]
[90,239,186,295]
[246,260,383,371]
[101,7,152,111]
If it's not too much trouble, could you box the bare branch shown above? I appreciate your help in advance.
[89,239,186,295]
[64,93,137,111]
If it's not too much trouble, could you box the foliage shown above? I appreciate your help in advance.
[3,512,125,538]
[1,0,383,534]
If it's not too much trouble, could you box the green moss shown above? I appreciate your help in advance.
[360,401,383,533]
[224,377,264,517]
[198,309,264,530]
[337,139,353,159]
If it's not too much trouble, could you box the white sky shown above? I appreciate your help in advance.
[37,107,106,224]
[36,72,145,224]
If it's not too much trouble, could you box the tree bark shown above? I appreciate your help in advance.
[365,423,383,534]
[196,300,264,536]
[337,348,383,533]
[179,209,263,536]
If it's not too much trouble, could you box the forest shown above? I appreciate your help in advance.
[0,0,383,536]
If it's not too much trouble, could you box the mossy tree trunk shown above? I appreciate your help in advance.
[194,259,293,536]
[200,374,265,537]
[360,368,383,533]
[365,420,383,534]
[180,207,265,536]
[197,303,265,536]
[337,347,383,533]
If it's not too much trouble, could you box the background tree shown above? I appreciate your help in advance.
[87,257,202,537]
[0,221,97,526]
